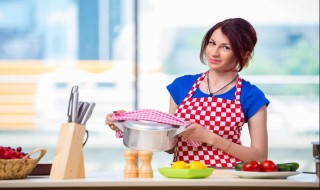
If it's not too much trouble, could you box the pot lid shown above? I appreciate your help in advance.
[123,120,179,131]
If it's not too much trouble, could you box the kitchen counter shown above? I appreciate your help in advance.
[0,170,319,190]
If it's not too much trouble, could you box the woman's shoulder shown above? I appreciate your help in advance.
[167,73,203,106]
[241,78,262,92]
[239,77,270,121]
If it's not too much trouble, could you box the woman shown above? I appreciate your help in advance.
[166,18,269,167]
[106,18,269,168]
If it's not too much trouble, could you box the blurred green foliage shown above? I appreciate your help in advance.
[245,38,319,75]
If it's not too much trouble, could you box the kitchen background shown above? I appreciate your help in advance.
[0,0,319,173]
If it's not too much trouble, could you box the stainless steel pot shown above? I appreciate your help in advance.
[113,121,185,152]
[312,141,319,159]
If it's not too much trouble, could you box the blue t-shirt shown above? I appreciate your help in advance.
[167,73,270,122]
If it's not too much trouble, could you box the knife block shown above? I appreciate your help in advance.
[50,123,86,180]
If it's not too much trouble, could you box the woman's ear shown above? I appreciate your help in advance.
[244,51,252,64]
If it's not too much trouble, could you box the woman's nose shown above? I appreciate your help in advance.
[208,46,219,56]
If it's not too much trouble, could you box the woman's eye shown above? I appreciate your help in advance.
[209,41,215,46]
[222,45,230,50]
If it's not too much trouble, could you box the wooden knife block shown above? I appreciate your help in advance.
[50,123,86,179]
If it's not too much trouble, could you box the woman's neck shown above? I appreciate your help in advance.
[207,69,238,86]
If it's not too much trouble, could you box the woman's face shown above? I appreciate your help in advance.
[205,28,238,72]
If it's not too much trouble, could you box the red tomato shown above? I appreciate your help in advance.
[261,160,278,172]
[242,161,261,172]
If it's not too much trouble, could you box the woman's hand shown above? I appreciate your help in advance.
[105,110,125,131]
[179,121,212,144]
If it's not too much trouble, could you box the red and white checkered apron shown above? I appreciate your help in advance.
[173,71,245,168]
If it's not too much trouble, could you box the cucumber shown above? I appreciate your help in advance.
[277,164,291,171]
[235,162,244,171]
[277,162,299,171]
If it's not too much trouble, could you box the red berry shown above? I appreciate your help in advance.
[15,152,21,158]
[3,152,10,159]
[8,149,15,158]
[17,147,22,152]
[0,146,29,159]
[0,147,4,156]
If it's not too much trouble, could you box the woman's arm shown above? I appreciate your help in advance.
[220,105,268,162]
[169,95,178,114]
[181,105,268,162]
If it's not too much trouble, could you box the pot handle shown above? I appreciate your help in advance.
[113,121,125,132]
[167,126,185,137]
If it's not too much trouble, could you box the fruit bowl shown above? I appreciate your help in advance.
[158,167,214,179]
[0,148,46,180]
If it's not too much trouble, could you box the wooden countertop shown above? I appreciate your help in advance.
[0,170,319,190]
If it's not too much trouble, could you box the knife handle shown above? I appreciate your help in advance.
[71,92,79,122]
[77,102,89,124]
[67,86,78,122]
[81,102,95,125]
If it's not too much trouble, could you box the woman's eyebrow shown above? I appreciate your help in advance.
[209,39,230,46]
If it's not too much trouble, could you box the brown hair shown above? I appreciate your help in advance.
[200,18,257,72]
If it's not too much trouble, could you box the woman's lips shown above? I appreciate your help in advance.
[208,59,221,64]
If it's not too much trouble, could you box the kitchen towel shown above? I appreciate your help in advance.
[111,109,201,147]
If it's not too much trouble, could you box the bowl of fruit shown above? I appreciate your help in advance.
[158,161,213,179]
[0,146,46,180]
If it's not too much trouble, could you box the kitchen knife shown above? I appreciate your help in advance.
[77,102,89,124]
[71,91,79,122]
[77,101,84,119]
[67,85,78,122]
[81,102,95,125]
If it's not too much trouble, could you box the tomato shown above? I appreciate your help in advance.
[261,160,278,172]
[242,161,261,172]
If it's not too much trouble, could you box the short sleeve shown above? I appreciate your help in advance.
[167,77,181,105]
[166,74,200,106]
[241,84,270,122]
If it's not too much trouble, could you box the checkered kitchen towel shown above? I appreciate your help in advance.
[111,109,201,147]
